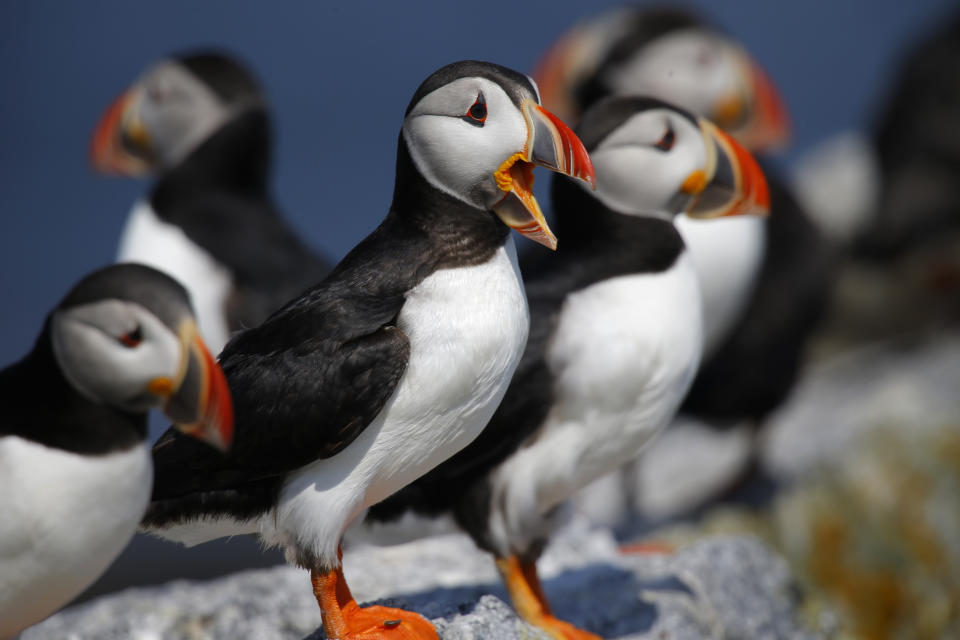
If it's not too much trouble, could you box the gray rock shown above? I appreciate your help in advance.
[24,519,815,640]
[762,332,960,479]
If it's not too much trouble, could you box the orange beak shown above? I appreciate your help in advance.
[159,323,234,452]
[492,100,596,250]
[90,89,152,175]
[681,119,770,219]
[734,59,791,152]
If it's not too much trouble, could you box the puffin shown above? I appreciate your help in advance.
[140,60,595,640]
[0,263,232,638]
[367,96,770,639]
[90,51,331,353]
[534,7,831,471]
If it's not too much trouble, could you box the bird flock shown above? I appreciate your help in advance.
[2,6,952,640]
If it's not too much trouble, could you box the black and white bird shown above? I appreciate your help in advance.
[0,264,232,638]
[91,51,331,353]
[368,97,769,640]
[141,60,595,640]
[534,8,831,496]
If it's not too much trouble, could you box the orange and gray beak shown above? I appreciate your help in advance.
[148,322,234,452]
[90,87,153,175]
[714,55,791,153]
[680,119,770,219]
[492,99,596,250]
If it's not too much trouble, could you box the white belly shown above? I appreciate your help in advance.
[488,251,703,555]
[117,200,234,352]
[255,239,530,567]
[0,437,150,636]
[675,214,765,358]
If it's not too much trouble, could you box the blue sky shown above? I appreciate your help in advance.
[1,0,955,367]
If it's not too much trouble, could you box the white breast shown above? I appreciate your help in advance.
[487,251,703,556]
[254,238,530,568]
[674,214,765,358]
[117,200,234,352]
[0,437,151,636]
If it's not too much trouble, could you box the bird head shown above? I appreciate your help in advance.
[51,264,234,452]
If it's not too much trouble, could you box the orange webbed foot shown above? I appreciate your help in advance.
[312,558,438,640]
[333,601,438,639]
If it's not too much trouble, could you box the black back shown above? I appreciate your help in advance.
[144,134,510,534]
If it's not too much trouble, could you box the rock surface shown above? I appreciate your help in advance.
[23,519,816,639]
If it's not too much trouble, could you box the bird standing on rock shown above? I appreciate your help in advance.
[0,263,233,638]
[141,60,595,640]
[91,51,331,353]
[368,96,770,640]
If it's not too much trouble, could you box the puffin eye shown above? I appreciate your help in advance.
[462,92,487,126]
[119,326,143,348]
[147,84,166,103]
[654,125,675,152]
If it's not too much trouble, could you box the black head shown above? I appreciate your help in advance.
[559,95,769,220]
[399,60,595,249]
[535,7,790,150]
[50,264,233,450]
[91,50,266,174]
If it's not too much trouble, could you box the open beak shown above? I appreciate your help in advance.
[717,55,791,152]
[493,99,596,250]
[680,119,770,219]
[148,322,234,452]
[90,88,153,175]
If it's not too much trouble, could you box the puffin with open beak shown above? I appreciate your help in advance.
[367,96,769,640]
[140,60,594,640]
[90,51,331,353]
[0,264,232,638]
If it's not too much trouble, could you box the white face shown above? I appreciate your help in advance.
[605,29,748,126]
[128,61,233,168]
[52,300,183,411]
[586,109,707,218]
[402,77,530,210]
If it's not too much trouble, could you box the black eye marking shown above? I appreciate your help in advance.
[462,92,487,127]
[654,125,676,152]
[119,325,143,348]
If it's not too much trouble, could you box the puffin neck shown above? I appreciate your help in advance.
[389,135,509,269]
[0,319,147,455]
[547,173,685,273]
[150,108,272,213]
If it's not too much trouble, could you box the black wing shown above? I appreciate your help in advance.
[147,216,428,516]
[168,191,331,329]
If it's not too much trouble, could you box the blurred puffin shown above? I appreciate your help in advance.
[858,10,960,261]
[368,97,769,639]
[91,51,331,352]
[140,61,595,640]
[535,7,831,476]
[0,264,232,638]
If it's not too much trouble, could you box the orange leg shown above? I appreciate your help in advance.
[311,548,438,640]
[495,555,601,640]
